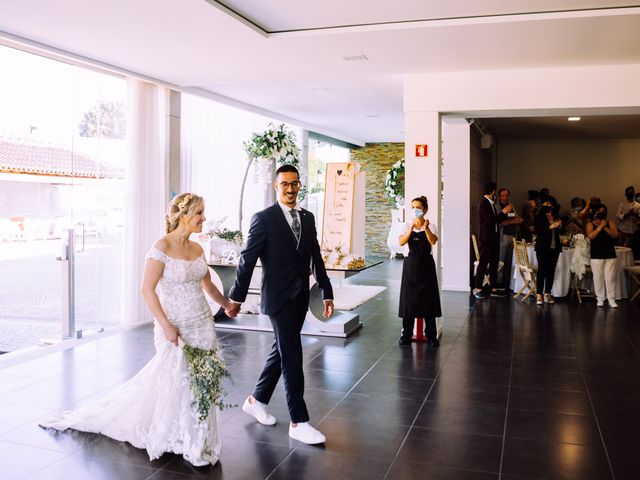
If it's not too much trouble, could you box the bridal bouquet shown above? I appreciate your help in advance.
[179,338,234,421]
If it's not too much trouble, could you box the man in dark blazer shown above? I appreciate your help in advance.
[473,181,512,299]
[226,164,334,445]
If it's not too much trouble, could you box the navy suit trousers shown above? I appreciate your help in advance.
[253,291,309,423]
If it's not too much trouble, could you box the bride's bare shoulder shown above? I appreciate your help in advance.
[153,237,171,253]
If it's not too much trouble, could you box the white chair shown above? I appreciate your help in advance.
[471,234,504,287]
[513,238,537,302]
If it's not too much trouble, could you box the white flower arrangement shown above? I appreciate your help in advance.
[384,158,405,207]
[322,244,365,270]
[179,338,234,422]
[243,123,301,186]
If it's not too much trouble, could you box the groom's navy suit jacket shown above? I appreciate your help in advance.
[229,203,333,315]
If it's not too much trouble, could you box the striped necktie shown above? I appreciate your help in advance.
[290,209,301,242]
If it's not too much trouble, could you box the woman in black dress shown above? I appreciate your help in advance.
[534,196,562,305]
[398,196,442,347]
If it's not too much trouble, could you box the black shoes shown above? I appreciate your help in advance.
[472,289,488,299]
[490,288,508,298]
[399,337,440,347]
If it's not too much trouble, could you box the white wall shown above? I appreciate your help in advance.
[497,139,640,216]
[404,64,640,115]
[441,118,470,291]
[404,111,442,275]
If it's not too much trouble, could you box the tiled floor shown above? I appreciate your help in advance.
[1,259,640,479]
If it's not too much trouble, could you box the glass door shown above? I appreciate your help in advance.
[0,44,126,354]
[69,70,126,338]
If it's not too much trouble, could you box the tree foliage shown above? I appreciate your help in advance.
[78,101,126,139]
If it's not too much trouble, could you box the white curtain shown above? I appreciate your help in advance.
[122,79,166,325]
[180,94,302,234]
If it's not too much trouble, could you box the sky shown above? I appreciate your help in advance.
[0,44,126,159]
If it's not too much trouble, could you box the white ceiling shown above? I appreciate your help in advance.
[1,1,640,144]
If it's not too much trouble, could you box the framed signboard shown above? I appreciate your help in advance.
[321,162,365,256]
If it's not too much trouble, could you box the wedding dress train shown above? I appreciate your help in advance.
[40,247,222,466]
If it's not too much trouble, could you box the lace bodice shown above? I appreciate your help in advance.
[146,247,215,348]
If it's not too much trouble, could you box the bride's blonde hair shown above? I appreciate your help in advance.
[166,193,203,233]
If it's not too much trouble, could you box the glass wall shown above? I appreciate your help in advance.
[180,94,303,237]
[0,45,127,353]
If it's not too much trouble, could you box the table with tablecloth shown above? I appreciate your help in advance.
[511,245,634,299]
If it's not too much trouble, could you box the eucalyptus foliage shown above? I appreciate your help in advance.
[182,344,234,422]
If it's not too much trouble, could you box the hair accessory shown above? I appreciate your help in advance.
[177,194,193,211]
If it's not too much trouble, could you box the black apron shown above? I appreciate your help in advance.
[398,229,442,318]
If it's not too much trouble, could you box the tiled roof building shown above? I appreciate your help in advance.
[0,137,124,179]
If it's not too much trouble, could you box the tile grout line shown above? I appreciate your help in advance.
[497,308,517,480]
[263,340,398,480]
[572,330,617,480]
[380,309,473,480]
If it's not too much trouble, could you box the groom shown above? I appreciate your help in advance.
[226,164,334,445]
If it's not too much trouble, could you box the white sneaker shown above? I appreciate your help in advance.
[242,396,276,425]
[544,293,554,304]
[608,299,619,308]
[289,422,326,445]
[536,294,543,305]
[596,299,605,307]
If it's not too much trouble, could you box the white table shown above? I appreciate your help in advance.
[511,245,635,299]
[208,261,381,338]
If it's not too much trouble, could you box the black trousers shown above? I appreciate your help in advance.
[536,249,560,294]
[402,316,437,341]
[253,293,309,423]
[475,239,499,289]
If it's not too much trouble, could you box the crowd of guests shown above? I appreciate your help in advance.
[473,183,640,307]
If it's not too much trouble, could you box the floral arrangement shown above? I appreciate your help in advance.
[204,217,243,244]
[322,244,365,270]
[384,159,405,207]
[238,123,305,230]
[243,123,300,166]
[180,339,234,422]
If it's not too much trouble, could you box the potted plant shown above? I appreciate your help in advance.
[203,217,244,263]
[239,123,304,230]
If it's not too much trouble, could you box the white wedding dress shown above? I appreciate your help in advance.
[40,247,222,466]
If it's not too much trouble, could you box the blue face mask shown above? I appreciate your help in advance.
[413,208,424,219]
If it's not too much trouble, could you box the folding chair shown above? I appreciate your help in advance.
[471,234,503,287]
[513,238,537,302]
[571,266,594,303]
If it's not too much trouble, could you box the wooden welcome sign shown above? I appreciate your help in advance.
[321,162,365,256]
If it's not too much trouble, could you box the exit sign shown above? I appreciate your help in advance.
[415,144,428,157]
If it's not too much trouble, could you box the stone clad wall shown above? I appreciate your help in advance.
[351,143,405,257]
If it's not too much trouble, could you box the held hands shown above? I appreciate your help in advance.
[323,300,334,319]
[225,301,241,318]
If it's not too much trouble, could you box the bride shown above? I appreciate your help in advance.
[40,193,233,467]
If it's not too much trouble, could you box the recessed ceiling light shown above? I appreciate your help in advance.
[343,54,368,62]
[310,87,330,92]
[568,116,581,121]
[365,115,379,118]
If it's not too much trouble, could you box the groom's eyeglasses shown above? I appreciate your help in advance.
[279,181,301,189]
